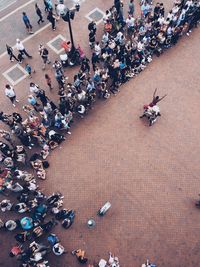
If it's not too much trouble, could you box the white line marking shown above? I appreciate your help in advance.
[0,23,51,59]
[0,0,36,22]
[0,0,17,12]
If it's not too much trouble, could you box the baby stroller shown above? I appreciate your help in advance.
[140,105,161,126]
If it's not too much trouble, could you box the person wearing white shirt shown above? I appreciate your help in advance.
[16,39,32,58]
[126,15,135,36]
[29,82,40,95]
[5,84,19,107]
[94,42,101,56]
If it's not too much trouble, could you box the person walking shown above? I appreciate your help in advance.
[6,44,19,63]
[5,85,19,107]
[16,39,32,58]
[22,12,34,34]
[47,10,56,30]
[35,4,44,24]
[38,44,51,69]
[45,74,53,90]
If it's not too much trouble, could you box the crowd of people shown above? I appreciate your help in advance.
[1,0,200,266]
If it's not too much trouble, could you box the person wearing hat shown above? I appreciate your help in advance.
[16,39,32,58]
[5,219,18,231]
[52,242,65,256]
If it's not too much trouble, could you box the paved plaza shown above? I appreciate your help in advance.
[0,0,200,267]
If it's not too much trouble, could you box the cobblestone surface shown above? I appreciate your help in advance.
[0,0,200,267]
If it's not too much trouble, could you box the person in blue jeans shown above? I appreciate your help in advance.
[22,12,33,34]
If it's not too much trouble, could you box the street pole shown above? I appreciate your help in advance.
[67,14,75,52]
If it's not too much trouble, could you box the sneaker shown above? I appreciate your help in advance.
[67,131,71,135]
[29,32,34,34]
[12,104,16,107]
[10,59,14,62]
[18,61,22,64]
[15,99,19,103]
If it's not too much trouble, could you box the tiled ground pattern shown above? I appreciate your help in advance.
[0,1,200,267]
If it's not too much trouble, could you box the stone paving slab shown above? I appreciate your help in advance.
[47,34,66,54]
[2,63,28,85]
[0,0,200,267]
[85,7,105,24]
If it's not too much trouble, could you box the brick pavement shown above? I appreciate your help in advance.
[0,0,200,267]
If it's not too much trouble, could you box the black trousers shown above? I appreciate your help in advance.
[37,14,43,24]
[20,49,31,58]
[9,53,19,61]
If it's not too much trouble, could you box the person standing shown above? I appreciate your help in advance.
[16,39,32,58]
[47,10,56,30]
[6,44,19,63]
[128,0,135,16]
[22,12,33,34]
[35,4,44,24]
[27,95,40,111]
[5,85,19,107]
[88,21,96,49]
[38,44,51,69]
[88,20,97,35]
[89,30,96,49]
[45,74,53,90]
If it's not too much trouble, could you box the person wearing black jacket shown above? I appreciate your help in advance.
[35,4,44,24]
[6,44,19,62]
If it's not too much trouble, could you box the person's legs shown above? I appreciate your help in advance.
[11,54,19,62]
[23,49,32,58]
[52,20,56,30]
[9,96,19,107]
[38,14,44,24]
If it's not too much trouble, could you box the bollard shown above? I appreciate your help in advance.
[87,219,96,228]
